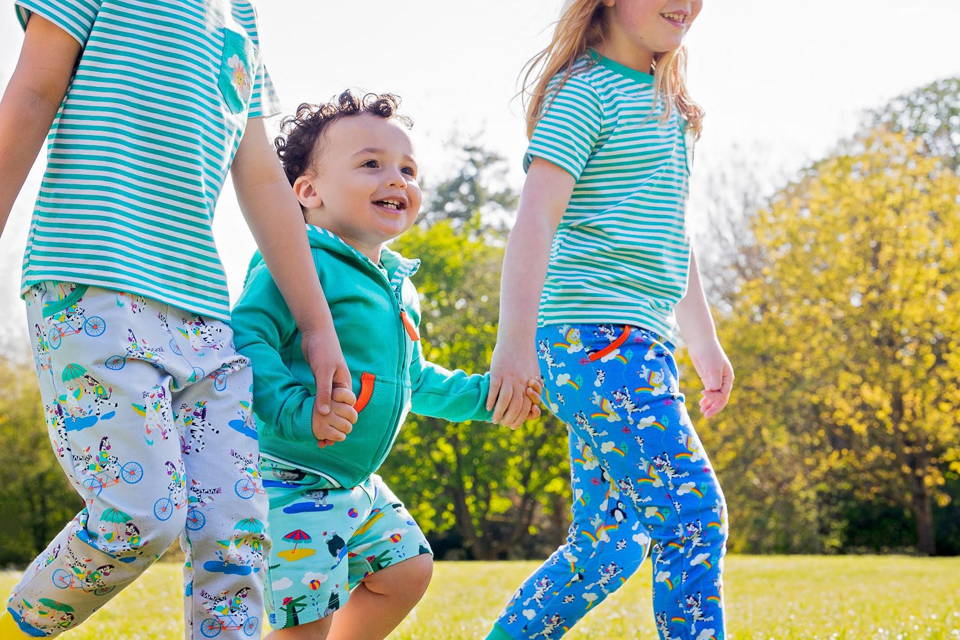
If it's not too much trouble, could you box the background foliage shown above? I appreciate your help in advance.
[1,78,958,566]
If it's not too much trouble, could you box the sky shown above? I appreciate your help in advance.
[1,0,959,349]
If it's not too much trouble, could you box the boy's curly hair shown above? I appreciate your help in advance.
[275,90,412,186]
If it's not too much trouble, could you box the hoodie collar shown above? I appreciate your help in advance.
[306,225,421,286]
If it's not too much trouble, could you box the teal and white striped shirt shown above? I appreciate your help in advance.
[526,51,692,339]
[15,0,279,321]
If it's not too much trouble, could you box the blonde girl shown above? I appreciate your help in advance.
[485,2,732,639]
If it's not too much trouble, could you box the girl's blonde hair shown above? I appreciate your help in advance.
[521,0,703,139]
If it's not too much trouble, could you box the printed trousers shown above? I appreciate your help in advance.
[491,324,728,640]
[6,282,269,639]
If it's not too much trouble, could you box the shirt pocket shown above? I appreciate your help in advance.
[217,27,256,115]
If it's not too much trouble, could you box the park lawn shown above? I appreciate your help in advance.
[1,555,957,639]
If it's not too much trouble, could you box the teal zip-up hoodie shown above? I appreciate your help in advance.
[232,225,493,488]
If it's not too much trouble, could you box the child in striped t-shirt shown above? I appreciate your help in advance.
[485,1,733,639]
[0,2,353,638]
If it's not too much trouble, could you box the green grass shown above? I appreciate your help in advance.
[2,556,958,639]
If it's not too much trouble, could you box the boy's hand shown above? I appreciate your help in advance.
[498,377,543,430]
[301,325,353,418]
[314,385,357,447]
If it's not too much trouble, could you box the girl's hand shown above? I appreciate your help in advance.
[496,377,544,430]
[487,340,540,428]
[687,338,734,419]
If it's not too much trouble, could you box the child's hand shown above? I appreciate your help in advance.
[314,385,358,447]
[687,338,734,419]
[499,377,544,429]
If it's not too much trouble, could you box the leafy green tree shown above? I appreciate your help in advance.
[0,356,80,565]
[420,142,519,231]
[380,141,569,560]
[383,219,569,560]
[697,131,960,555]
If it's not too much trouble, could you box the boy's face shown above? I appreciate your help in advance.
[301,113,421,259]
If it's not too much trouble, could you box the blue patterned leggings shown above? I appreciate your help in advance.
[490,324,728,640]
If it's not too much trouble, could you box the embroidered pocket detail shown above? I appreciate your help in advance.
[218,28,255,114]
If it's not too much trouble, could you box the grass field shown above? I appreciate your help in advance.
[2,556,958,639]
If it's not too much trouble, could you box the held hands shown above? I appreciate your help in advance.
[301,324,354,430]
[687,337,734,419]
[494,377,543,429]
[488,342,544,429]
[313,386,358,448]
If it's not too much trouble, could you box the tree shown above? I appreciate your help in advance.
[866,76,960,172]
[380,140,570,560]
[420,141,519,231]
[701,131,960,555]
[0,356,80,565]
[382,219,570,560]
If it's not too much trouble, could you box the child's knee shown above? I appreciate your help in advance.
[364,553,433,599]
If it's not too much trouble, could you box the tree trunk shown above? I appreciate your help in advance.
[912,473,936,555]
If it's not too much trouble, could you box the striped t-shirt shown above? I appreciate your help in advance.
[526,50,692,339]
[15,0,279,321]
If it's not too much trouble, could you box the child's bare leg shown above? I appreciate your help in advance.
[266,615,332,640]
[327,554,433,640]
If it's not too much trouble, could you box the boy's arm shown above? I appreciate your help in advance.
[406,289,494,423]
[231,117,351,417]
[0,15,80,235]
[232,261,343,443]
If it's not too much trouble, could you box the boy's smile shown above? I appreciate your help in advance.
[296,113,421,262]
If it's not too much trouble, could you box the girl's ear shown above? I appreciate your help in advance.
[293,174,323,210]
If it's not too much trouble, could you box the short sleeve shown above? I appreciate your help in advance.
[248,59,280,119]
[15,0,101,46]
[524,75,603,180]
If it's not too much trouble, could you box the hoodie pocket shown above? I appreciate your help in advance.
[354,372,376,413]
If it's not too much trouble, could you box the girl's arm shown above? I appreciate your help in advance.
[0,15,79,235]
[488,157,574,426]
[231,117,352,418]
[675,250,734,418]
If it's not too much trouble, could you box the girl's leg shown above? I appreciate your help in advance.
[165,309,270,640]
[560,324,728,640]
[490,324,728,640]
[490,428,648,640]
[326,554,433,640]
[6,283,187,636]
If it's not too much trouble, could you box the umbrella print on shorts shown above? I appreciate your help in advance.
[98,508,131,539]
[234,518,265,535]
[277,529,316,563]
[202,518,265,576]
[227,399,259,439]
[60,364,98,431]
[31,598,76,629]
[61,363,87,383]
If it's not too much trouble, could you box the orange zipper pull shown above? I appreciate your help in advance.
[399,310,420,341]
[354,372,376,412]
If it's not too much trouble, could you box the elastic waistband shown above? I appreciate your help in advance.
[539,322,676,353]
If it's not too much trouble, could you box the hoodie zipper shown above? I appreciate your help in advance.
[354,258,413,468]
[307,228,417,470]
